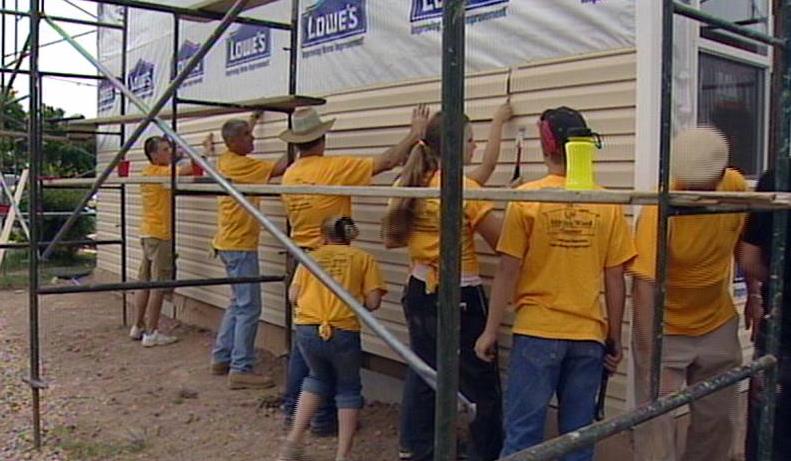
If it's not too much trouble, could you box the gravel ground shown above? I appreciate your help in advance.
[0,287,402,461]
[1,307,68,461]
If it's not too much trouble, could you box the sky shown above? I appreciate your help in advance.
[4,0,99,118]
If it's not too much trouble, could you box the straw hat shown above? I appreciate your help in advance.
[671,126,729,187]
[278,107,335,144]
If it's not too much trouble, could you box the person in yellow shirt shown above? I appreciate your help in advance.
[277,103,432,434]
[280,105,430,250]
[130,136,193,347]
[630,127,746,461]
[381,109,507,461]
[209,117,288,390]
[278,216,386,461]
[474,107,636,461]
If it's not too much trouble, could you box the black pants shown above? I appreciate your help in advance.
[398,277,503,461]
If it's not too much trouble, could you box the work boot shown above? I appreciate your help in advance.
[210,362,230,376]
[227,371,275,390]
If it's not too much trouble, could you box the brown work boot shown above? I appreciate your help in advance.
[210,362,230,376]
[227,371,275,390]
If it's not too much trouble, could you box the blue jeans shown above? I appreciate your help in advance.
[212,251,262,373]
[296,325,363,409]
[282,342,338,430]
[501,335,604,461]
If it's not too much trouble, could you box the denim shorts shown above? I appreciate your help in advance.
[295,325,363,409]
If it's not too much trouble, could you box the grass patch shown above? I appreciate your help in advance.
[50,425,146,460]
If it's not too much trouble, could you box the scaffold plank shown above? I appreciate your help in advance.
[67,95,325,127]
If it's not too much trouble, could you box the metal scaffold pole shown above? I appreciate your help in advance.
[26,0,42,449]
[757,0,791,458]
[120,5,129,326]
[436,1,465,459]
[649,0,675,401]
[284,0,300,360]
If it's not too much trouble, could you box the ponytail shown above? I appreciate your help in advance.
[381,111,469,248]
[382,141,440,248]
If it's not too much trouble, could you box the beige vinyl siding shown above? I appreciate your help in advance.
[96,48,638,413]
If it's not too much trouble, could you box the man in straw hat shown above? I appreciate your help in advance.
[630,126,746,460]
[277,105,429,435]
[209,115,288,390]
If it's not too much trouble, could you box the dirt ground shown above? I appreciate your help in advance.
[0,285,401,461]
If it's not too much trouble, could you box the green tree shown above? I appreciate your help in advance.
[1,86,97,259]
[0,88,96,176]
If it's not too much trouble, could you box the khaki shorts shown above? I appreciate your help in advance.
[138,238,174,282]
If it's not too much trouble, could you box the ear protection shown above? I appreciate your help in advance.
[538,118,558,155]
[334,217,359,243]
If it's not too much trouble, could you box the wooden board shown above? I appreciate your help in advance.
[67,95,325,127]
[0,169,28,268]
[0,129,69,142]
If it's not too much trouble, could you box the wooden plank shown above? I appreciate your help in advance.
[69,95,325,126]
[0,129,69,142]
[0,169,29,267]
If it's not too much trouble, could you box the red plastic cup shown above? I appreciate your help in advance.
[117,160,130,177]
[191,160,204,176]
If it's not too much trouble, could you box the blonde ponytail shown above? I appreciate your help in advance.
[382,141,439,247]
[381,111,469,248]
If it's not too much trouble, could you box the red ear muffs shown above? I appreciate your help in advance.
[538,119,558,155]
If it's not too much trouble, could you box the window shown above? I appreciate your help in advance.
[698,52,765,177]
[699,0,770,54]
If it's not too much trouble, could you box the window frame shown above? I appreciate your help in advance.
[635,1,773,192]
[695,0,773,178]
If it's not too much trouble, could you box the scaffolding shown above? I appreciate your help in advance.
[2,0,789,460]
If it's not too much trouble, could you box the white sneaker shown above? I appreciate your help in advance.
[129,325,144,341]
[142,331,178,347]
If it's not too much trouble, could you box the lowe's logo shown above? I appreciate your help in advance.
[410,0,508,22]
[302,0,367,48]
[98,80,116,112]
[175,40,204,85]
[226,24,271,69]
[127,59,155,98]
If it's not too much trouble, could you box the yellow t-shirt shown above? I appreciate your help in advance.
[282,155,374,250]
[293,244,387,338]
[212,150,275,251]
[497,174,636,343]
[140,164,173,241]
[402,172,493,293]
[630,168,746,336]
